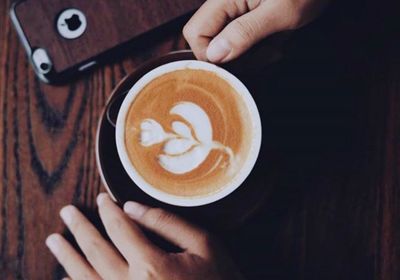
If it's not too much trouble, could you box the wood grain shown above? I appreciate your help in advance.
[1,0,400,279]
[1,0,188,278]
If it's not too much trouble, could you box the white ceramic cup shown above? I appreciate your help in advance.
[116,60,262,207]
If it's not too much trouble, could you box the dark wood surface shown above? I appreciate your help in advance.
[1,0,400,279]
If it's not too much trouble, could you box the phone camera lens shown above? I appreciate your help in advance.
[40,63,49,71]
[32,48,52,75]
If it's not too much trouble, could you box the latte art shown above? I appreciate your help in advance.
[121,65,259,199]
[138,102,235,175]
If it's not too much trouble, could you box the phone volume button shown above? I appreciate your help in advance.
[79,61,97,72]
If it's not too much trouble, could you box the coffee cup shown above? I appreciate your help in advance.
[115,60,261,207]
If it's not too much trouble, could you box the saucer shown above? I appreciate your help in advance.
[96,50,271,231]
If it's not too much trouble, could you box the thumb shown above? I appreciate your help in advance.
[124,201,212,256]
[206,0,296,63]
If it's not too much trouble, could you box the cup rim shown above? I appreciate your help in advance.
[115,60,262,207]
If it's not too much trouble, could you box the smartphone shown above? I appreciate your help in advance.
[10,0,203,84]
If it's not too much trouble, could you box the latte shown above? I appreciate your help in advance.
[116,61,261,206]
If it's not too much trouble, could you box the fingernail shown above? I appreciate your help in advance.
[123,201,148,219]
[46,234,61,254]
[207,38,231,63]
[97,193,109,206]
[59,206,75,226]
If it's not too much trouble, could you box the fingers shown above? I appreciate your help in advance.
[183,0,229,60]
[207,0,297,63]
[184,0,301,63]
[183,0,262,60]
[46,233,101,280]
[124,201,213,256]
[59,205,128,279]
[97,193,163,264]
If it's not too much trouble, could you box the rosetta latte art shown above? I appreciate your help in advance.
[139,102,234,175]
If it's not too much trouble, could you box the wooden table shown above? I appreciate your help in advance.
[1,0,399,279]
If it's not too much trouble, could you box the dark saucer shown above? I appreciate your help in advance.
[96,50,273,232]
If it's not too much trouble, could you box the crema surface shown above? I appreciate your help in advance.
[125,69,253,197]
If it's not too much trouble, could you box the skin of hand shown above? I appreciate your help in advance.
[46,193,244,280]
[183,0,330,63]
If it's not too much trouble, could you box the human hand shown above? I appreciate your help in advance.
[46,193,244,280]
[184,0,329,63]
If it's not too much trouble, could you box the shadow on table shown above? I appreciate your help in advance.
[226,8,375,280]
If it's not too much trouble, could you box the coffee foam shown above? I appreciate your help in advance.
[116,61,261,206]
[139,102,235,175]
